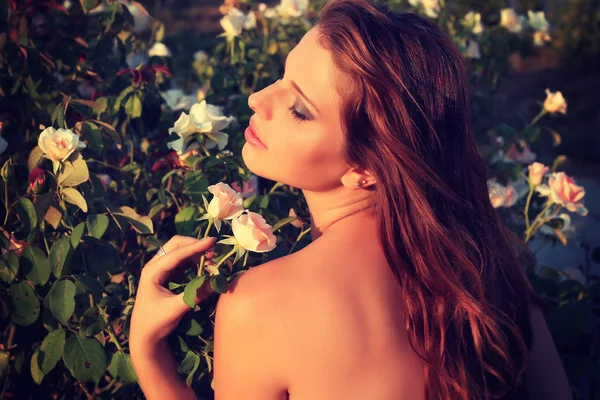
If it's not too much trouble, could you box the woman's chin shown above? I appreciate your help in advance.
[241,143,271,181]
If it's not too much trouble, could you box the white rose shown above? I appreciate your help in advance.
[500,8,522,33]
[167,100,234,155]
[527,10,549,33]
[160,89,196,112]
[465,40,481,59]
[218,7,247,41]
[38,127,86,173]
[194,50,209,63]
[148,42,171,57]
[232,211,277,253]
[207,182,244,220]
[463,11,483,36]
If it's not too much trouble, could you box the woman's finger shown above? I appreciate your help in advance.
[147,235,206,265]
[145,237,217,284]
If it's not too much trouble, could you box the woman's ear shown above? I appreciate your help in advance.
[341,167,377,189]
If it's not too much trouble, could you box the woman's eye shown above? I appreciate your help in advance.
[288,105,308,121]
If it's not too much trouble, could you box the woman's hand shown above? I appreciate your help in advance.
[130,235,218,348]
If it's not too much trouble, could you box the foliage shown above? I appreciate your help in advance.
[0,0,597,399]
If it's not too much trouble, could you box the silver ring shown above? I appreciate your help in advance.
[157,246,166,257]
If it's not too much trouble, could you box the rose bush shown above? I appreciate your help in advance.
[0,0,598,399]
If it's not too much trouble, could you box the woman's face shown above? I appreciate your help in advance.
[243,27,351,191]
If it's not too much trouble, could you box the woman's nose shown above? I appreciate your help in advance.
[248,83,278,119]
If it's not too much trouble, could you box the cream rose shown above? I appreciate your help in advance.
[462,11,483,36]
[536,172,585,212]
[232,211,277,253]
[207,182,244,220]
[528,162,549,186]
[543,89,567,115]
[38,127,86,173]
[500,8,522,33]
[148,42,171,57]
[167,100,234,155]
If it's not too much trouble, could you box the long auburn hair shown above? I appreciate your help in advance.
[315,1,541,398]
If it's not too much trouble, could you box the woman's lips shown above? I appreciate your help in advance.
[245,121,268,150]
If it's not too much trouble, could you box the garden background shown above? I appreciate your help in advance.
[0,0,599,398]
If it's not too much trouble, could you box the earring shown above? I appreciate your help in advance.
[355,182,360,187]
[361,180,367,184]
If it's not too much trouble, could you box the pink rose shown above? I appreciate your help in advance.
[230,174,259,199]
[536,172,585,212]
[207,182,244,220]
[527,162,549,186]
[231,211,277,253]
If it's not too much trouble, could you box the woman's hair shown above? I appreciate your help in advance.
[315,1,542,398]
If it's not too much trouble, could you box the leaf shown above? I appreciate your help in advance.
[62,335,107,383]
[217,237,238,246]
[0,350,9,377]
[183,275,206,309]
[86,214,109,239]
[210,275,228,294]
[71,223,86,249]
[38,329,66,375]
[175,206,198,236]
[44,206,62,230]
[0,251,19,284]
[30,350,44,384]
[271,216,299,233]
[112,206,153,234]
[63,188,88,213]
[16,198,37,232]
[60,158,89,187]
[50,237,71,278]
[83,122,104,157]
[27,146,45,171]
[108,351,137,383]
[177,351,200,387]
[124,92,143,119]
[79,306,106,337]
[80,0,98,13]
[34,193,53,224]
[20,245,51,285]
[10,281,40,326]
[47,280,76,323]
[185,171,209,203]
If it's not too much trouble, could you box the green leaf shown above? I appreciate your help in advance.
[34,193,53,225]
[86,214,109,239]
[30,349,44,384]
[49,237,71,279]
[112,206,153,234]
[27,146,45,172]
[63,335,107,383]
[210,275,228,294]
[113,86,135,113]
[63,188,88,213]
[10,281,40,326]
[38,328,66,374]
[60,158,89,187]
[83,122,104,157]
[71,223,86,249]
[108,351,137,383]
[47,280,76,323]
[21,245,51,285]
[79,306,106,337]
[175,206,198,236]
[16,198,37,232]
[271,216,299,232]
[124,92,143,119]
[0,251,19,284]
[185,171,209,203]
[177,351,200,387]
[183,275,206,309]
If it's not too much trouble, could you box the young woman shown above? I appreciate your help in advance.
[130,1,572,399]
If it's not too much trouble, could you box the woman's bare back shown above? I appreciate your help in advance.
[256,223,427,400]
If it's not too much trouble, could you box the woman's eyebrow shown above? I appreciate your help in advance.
[285,54,320,116]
